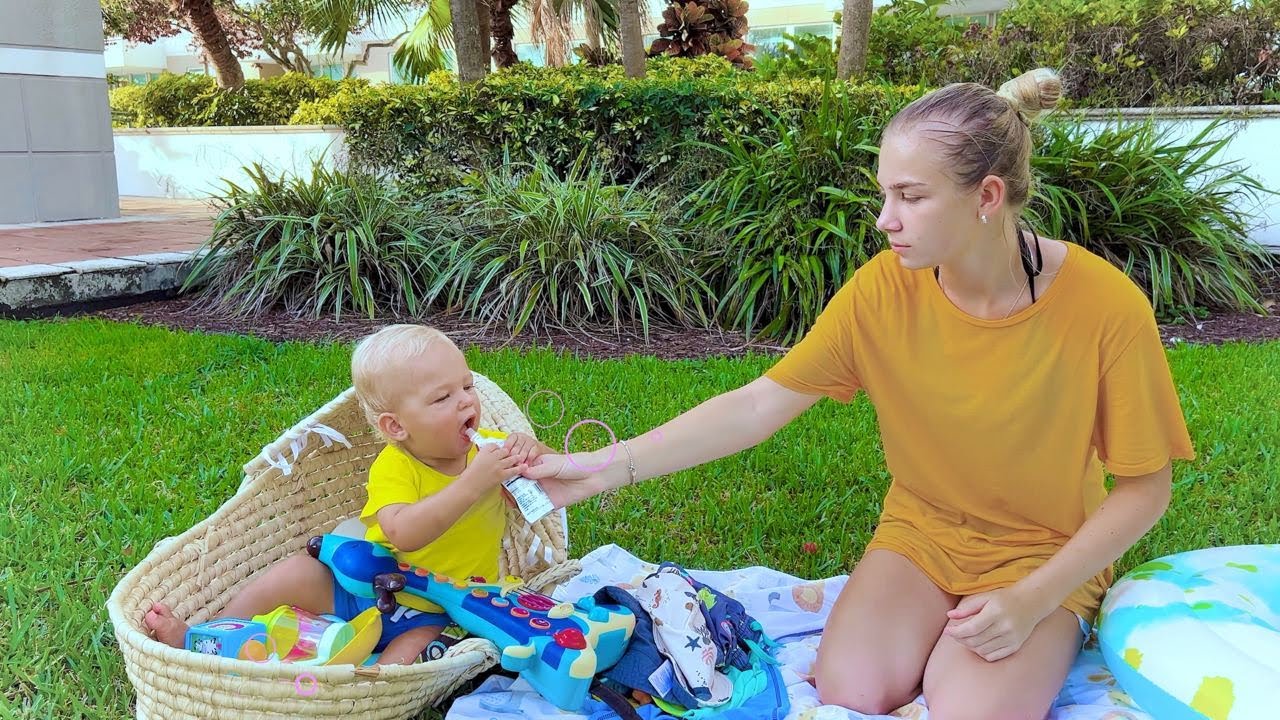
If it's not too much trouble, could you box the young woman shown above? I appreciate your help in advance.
[527,68,1194,719]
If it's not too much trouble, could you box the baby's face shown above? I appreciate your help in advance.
[386,343,482,459]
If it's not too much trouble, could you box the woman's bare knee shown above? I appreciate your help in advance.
[814,657,916,715]
[928,698,1048,720]
[812,550,952,713]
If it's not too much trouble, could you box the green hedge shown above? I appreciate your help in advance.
[107,0,1279,133]
[766,0,1280,108]
[110,72,361,128]
[291,60,923,189]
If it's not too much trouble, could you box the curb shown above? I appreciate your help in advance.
[0,251,203,319]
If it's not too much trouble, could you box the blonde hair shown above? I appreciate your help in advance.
[351,324,455,430]
[884,68,1063,207]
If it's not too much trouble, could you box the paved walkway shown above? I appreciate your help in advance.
[0,198,215,317]
[0,197,212,269]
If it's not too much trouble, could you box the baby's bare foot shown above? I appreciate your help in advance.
[143,602,189,648]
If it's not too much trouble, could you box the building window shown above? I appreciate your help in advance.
[792,22,835,38]
[515,42,546,67]
[947,12,999,27]
[749,23,837,54]
[748,26,788,54]
[315,63,345,80]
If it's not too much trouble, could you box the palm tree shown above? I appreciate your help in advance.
[308,0,462,80]
[172,0,246,88]
[450,0,488,80]
[490,0,521,66]
[306,0,623,80]
[836,0,872,80]
[617,0,644,77]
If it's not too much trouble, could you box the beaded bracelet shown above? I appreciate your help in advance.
[619,439,637,486]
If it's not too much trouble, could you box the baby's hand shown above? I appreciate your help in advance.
[465,443,525,489]
[503,432,542,465]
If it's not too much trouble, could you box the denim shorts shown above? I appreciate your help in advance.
[1073,612,1092,648]
[332,581,450,652]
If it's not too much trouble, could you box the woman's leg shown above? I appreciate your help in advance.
[814,549,958,714]
[922,606,1082,720]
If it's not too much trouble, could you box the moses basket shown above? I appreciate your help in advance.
[107,373,579,719]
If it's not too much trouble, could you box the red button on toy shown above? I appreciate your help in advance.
[517,594,556,612]
[414,567,429,576]
[397,562,411,572]
[511,607,530,618]
[553,628,587,650]
[529,618,551,630]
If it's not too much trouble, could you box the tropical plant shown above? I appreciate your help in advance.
[183,162,452,318]
[431,153,712,336]
[1030,118,1278,319]
[103,0,246,88]
[650,0,755,69]
[685,85,887,342]
[305,0,623,82]
[753,30,838,81]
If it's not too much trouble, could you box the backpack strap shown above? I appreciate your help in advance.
[591,679,645,720]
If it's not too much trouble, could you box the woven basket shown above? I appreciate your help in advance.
[107,373,581,719]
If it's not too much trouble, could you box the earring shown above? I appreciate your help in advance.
[981,215,989,224]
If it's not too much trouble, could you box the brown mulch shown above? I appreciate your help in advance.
[88,298,786,360]
[85,287,1280,360]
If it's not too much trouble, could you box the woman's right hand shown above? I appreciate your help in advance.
[525,449,624,509]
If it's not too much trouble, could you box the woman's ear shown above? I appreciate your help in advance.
[977,174,1007,221]
[377,412,407,442]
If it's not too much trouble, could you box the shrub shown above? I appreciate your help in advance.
[650,0,755,69]
[866,0,966,84]
[430,153,713,337]
[182,162,450,318]
[1030,118,1277,319]
[989,0,1280,107]
[752,0,1280,108]
[110,72,360,128]
[685,85,892,342]
[292,62,921,186]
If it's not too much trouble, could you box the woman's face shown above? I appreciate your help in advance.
[874,126,984,271]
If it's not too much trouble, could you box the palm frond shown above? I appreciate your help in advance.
[306,0,416,53]
[392,0,454,82]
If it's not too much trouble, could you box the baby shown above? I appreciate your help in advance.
[144,324,551,664]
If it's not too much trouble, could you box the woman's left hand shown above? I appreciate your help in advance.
[943,586,1051,662]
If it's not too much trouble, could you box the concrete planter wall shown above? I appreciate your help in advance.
[1070,105,1280,251]
[113,108,1280,249]
[112,125,345,199]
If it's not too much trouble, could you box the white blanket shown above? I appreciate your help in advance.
[446,544,1153,720]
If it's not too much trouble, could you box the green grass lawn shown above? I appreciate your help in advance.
[2,318,1277,719]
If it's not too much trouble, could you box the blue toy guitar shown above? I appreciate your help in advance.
[307,534,635,711]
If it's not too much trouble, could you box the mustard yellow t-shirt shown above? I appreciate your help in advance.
[765,244,1194,621]
[359,429,508,609]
